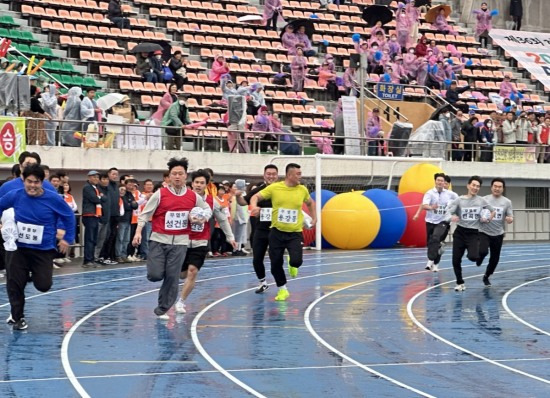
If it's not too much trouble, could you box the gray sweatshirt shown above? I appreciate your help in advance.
[445,195,494,229]
[479,195,513,236]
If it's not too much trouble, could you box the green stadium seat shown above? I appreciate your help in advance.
[58,88,68,95]
[95,91,107,99]
[16,44,31,54]
[60,75,75,86]
[50,73,62,82]
[72,75,84,86]
[41,60,52,70]
[8,30,22,41]
[83,76,99,88]
[50,60,63,71]
[0,16,18,27]
[39,47,54,58]
[61,62,77,74]
[0,28,10,38]
[21,31,38,43]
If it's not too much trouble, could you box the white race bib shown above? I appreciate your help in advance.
[277,208,298,224]
[460,207,480,221]
[259,208,272,222]
[493,207,504,220]
[17,222,44,245]
[165,211,189,230]
[434,204,447,216]
[191,222,205,232]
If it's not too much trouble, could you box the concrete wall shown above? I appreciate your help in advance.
[460,0,549,33]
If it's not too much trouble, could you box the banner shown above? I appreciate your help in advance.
[493,145,537,164]
[341,96,361,156]
[0,117,26,163]
[489,29,550,89]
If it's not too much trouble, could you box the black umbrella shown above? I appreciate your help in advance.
[362,5,393,27]
[280,19,316,39]
[429,104,454,121]
[397,0,431,7]
[129,42,164,54]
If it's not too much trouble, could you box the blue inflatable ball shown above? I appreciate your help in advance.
[311,189,336,248]
[363,189,407,248]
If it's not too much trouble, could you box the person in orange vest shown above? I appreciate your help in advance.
[137,179,155,261]
[81,171,108,267]
[115,181,138,263]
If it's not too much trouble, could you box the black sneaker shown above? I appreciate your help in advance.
[476,260,483,267]
[483,275,491,287]
[82,262,94,268]
[232,250,247,257]
[13,318,28,330]
[255,284,269,294]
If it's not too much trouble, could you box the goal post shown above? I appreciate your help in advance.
[268,154,444,251]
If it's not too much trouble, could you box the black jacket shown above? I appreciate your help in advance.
[108,0,123,19]
[445,85,470,105]
[107,180,120,218]
[118,191,138,223]
[82,182,108,217]
[510,0,523,17]
[98,184,111,222]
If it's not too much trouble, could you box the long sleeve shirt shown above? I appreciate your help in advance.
[190,195,234,248]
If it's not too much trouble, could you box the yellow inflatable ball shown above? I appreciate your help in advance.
[322,193,381,250]
[398,163,445,195]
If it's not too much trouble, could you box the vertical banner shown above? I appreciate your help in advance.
[341,96,361,156]
[0,117,26,163]
[489,29,550,88]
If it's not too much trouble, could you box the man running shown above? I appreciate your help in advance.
[250,163,316,301]
[446,175,494,292]
[0,165,75,330]
[476,178,513,287]
[175,169,236,314]
[413,173,457,272]
[235,164,279,293]
[132,158,211,320]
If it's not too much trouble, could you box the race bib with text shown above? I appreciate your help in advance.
[165,211,189,230]
[17,222,44,245]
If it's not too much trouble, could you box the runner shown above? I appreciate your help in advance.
[413,173,457,272]
[445,176,494,292]
[175,169,236,314]
[0,164,75,330]
[236,164,279,293]
[132,158,212,320]
[249,163,316,301]
[476,178,514,287]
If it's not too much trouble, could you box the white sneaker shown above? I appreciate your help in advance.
[241,248,250,254]
[6,315,14,325]
[63,258,72,263]
[127,255,136,262]
[454,284,466,292]
[53,263,61,269]
[207,251,213,258]
[432,262,439,272]
[175,299,186,314]
[425,260,434,270]
[157,313,170,320]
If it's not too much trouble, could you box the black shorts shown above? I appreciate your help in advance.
[182,246,209,271]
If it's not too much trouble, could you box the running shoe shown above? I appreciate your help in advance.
[13,318,28,330]
[82,262,95,268]
[212,252,221,257]
[483,275,491,287]
[476,259,483,267]
[438,243,446,256]
[454,284,466,292]
[432,262,439,272]
[241,248,250,254]
[425,260,434,271]
[175,299,186,314]
[6,315,15,325]
[63,258,72,263]
[287,255,298,278]
[255,284,269,294]
[104,259,118,265]
[274,289,290,301]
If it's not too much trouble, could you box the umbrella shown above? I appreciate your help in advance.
[429,104,454,121]
[362,5,393,27]
[280,19,315,39]
[425,5,451,24]
[397,0,431,7]
[128,42,163,54]
[238,15,264,24]
[97,93,126,111]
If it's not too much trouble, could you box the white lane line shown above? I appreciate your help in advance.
[80,360,197,364]
[407,264,550,385]
[502,276,550,337]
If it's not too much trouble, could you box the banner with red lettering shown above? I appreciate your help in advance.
[0,117,26,163]
[489,29,550,89]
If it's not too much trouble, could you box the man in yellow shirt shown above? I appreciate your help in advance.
[250,163,316,301]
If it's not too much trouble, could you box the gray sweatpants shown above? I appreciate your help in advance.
[147,241,187,315]
[95,222,110,259]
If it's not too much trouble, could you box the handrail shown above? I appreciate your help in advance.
[6,45,68,89]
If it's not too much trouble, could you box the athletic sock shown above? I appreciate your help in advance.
[259,278,267,285]
[279,285,287,291]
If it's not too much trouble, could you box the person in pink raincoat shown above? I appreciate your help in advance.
[290,47,307,92]
[432,8,458,35]
[396,3,410,50]
[263,0,282,31]
[499,75,518,99]
[208,55,230,83]
[443,59,464,81]
[281,25,299,55]
[369,21,385,40]
[415,58,429,86]
[473,2,493,45]
[317,62,336,88]
[151,84,178,125]
[332,98,343,120]
[354,41,369,54]
[388,34,401,60]
[403,47,419,80]
[366,108,383,156]
[406,0,421,47]
[343,65,357,95]
[368,30,387,49]
[390,57,408,84]
[295,25,315,56]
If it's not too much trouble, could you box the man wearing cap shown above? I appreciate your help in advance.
[161,93,191,150]
[149,50,165,84]
[81,171,107,268]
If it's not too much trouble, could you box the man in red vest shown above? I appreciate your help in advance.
[132,158,212,320]
[175,169,237,314]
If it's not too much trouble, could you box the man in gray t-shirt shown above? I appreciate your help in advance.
[477,178,514,287]
[445,176,494,291]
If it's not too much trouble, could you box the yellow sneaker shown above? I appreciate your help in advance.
[287,254,298,278]
[274,288,290,301]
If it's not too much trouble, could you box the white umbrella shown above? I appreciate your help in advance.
[238,15,264,24]
[97,93,126,111]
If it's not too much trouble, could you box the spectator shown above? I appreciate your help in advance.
[24,86,48,146]
[149,50,165,83]
[438,109,452,147]
[445,81,470,113]
[432,7,458,35]
[317,62,336,89]
[510,0,523,31]
[95,173,111,264]
[108,0,130,29]
[366,108,383,156]
[499,75,518,100]
[61,87,82,147]
[125,179,145,261]
[41,84,58,146]
[479,119,496,162]
[81,89,100,132]
[281,25,299,55]
[136,52,156,83]
[99,167,120,265]
[263,0,282,31]
[161,92,191,150]
[396,3,410,50]
[137,179,154,261]
[230,183,249,256]
[415,35,428,58]
[536,116,550,163]
[247,83,266,116]
[343,65,357,96]
[221,76,249,107]
[527,112,539,144]
[388,34,401,59]
[252,106,277,153]
[62,182,77,213]
[295,25,315,56]
[208,54,230,83]
[290,47,307,92]
[403,47,419,81]
[115,184,137,263]
[451,110,464,161]
[167,51,188,90]
[473,2,495,47]
[461,116,479,161]
[81,171,106,268]
[151,84,177,125]
[502,112,517,144]
[515,111,531,145]
[406,0,421,46]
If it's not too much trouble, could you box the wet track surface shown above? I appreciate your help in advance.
[0,244,549,397]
